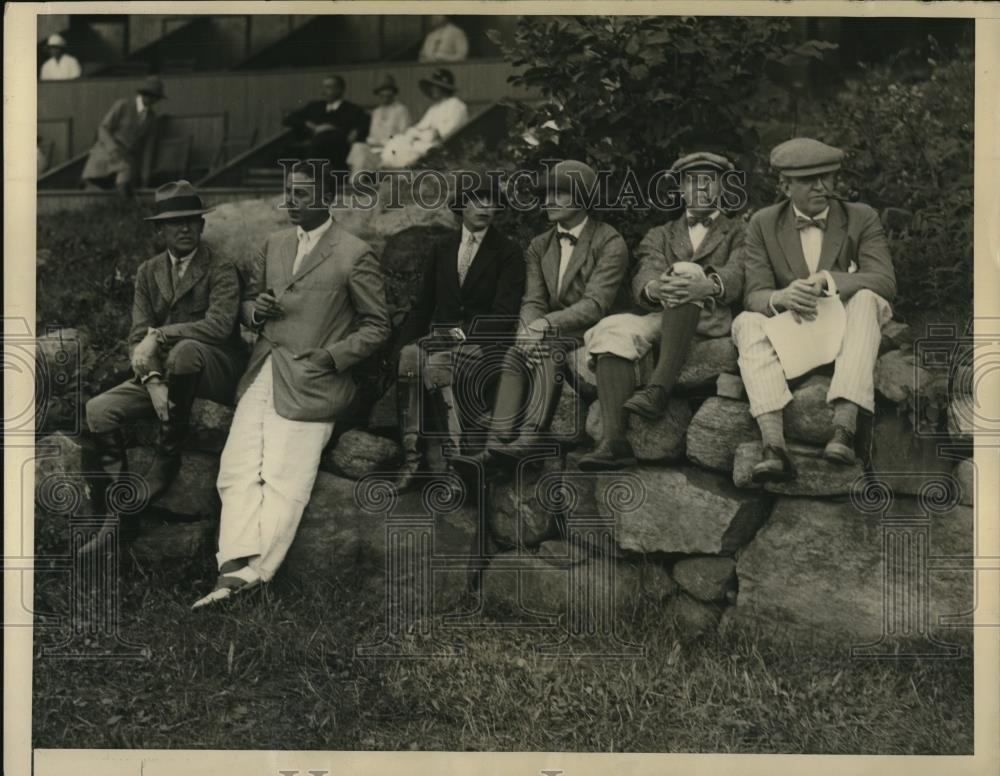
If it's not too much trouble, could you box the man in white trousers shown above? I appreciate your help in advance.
[193,168,391,608]
[733,137,896,484]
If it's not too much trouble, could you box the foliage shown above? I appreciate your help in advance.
[821,42,973,321]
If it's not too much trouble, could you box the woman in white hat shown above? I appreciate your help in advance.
[40,33,81,81]
[380,69,469,169]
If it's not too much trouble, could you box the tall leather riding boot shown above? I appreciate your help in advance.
[144,373,200,502]
[76,428,129,558]
[394,377,422,492]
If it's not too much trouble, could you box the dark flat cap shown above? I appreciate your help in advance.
[770,137,844,177]
[671,151,734,174]
[541,159,597,195]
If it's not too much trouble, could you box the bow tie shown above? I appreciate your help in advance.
[795,214,827,231]
[557,232,578,245]
[686,215,715,228]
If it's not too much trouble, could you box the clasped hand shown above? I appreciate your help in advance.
[651,272,715,307]
[131,333,160,376]
[774,273,829,323]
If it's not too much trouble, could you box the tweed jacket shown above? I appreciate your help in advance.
[631,213,747,338]
[518,218,630,339]
[128,242,244,359]
[743,198,896,315]
[81,97,155,180]
[239,221,391,422]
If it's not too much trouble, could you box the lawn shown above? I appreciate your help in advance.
[31,543,973,754]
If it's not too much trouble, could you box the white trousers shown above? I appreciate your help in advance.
[732,289,893,418]
[215,356,335,581]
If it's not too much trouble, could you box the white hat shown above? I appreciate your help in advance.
[46,34,67,47]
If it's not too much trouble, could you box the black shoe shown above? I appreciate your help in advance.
[622,385,669,420]
[751,445,797,484]
[145,373,200,502]
[576,439,637,471]
[823,426,856,465]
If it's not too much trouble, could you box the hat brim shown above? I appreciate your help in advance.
[419,79,456,97]
[374,86,398,95]
[674,162,730,175]
[144,207,214,221]
[776,162,841,177]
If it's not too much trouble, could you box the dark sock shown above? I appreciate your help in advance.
[491,357,526,443]
[650,302,701,395]
[595,355,636,444]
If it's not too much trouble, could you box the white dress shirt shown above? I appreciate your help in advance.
[168,247,198,280]
[294,217,334,275]
[325,99,343,113]
[687,209,721,253]
[556,217,588,295]
[792,204,829,273]
[135,94,149,118]
[40,54,81,81]
[419,23,470,63]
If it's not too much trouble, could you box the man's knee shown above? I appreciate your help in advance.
[165,339,206,375]
[846,288,886,310]
[731,311,768,344]
[85,393,118,434]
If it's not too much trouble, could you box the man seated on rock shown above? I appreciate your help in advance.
[391,172,525,493]
[283,75,370,176]
[577,152,747,470]
[193,167,391,609]
[733,137,896,483]
[81,181,247,555]
[485,160,630,464]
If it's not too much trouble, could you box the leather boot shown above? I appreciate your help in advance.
[144,373,199,502]
[76,428,130,558]
[394,377,422,492]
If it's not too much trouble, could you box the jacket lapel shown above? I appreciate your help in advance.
[540,229,561,301]
[556,218,597,301]
[668,217,694,262]
[692,215,729,262]
[150,253,174,306]
[169,245,210,307]
[817,200,848,272]
[776,203,811,280]
[289,222,340,287]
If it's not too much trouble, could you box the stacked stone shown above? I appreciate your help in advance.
[33,195,975,647]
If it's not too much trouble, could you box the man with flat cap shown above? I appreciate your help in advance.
[578,151,747,470]
[733,137,896,483]
[485,159,630,463]
[80,180,247,554]
[82,75,166,193]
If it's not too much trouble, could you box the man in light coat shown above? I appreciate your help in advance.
[81,76,165,193]
[193,168,391,608]
[733,137,896,483]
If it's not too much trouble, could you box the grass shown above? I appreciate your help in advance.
[32,523,973,754]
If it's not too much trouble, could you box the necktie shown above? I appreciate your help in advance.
[687,215,714,228]
[558,231,577,246]
[457,234,478,286]
[796,214,827,231]
[170,258,183,295]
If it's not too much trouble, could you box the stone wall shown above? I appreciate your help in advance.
[33,194,976,648]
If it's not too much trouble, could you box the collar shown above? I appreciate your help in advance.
[136,94,147,114]
[792,204,830,222]
[297,217,333,244]
[461,225,488,243]
[167,247,198,264]
[685,209,720,223]
[557,216,588,239]
[326,99,343,111]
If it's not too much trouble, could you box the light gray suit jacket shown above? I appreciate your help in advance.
[239,221,391,422]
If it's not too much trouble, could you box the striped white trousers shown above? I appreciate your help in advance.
[732,289,893,418]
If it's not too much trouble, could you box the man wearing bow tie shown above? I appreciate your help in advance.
[733,137,896,483]
[486,160,630,463]
[578,151,747,470]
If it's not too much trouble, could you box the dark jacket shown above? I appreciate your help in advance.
[742,198,896,315]
[283,99,370,144]
[396,225,525,349]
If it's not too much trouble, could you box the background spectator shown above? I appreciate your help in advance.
[347,75,412,177]
[380,69,468,169]
[40,34,81,80]
[282,75,370,175]
[419,15,469,63]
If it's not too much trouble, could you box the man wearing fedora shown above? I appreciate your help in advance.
[80,181,246,555]
[390,171,525,493]
[381,69,468,169]
[39,33,81,80]
[578,151,747,470]
[193,167,391,608]
[283,75,370,176]
[346,75,412,178]
[81,75,166,193]
[733,137,896,483]
[485,160,630,463]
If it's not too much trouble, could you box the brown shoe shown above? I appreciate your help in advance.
[576,439,637,471]
[622,385,669,420]
[751,445,797,484]
[823,426,856,465]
